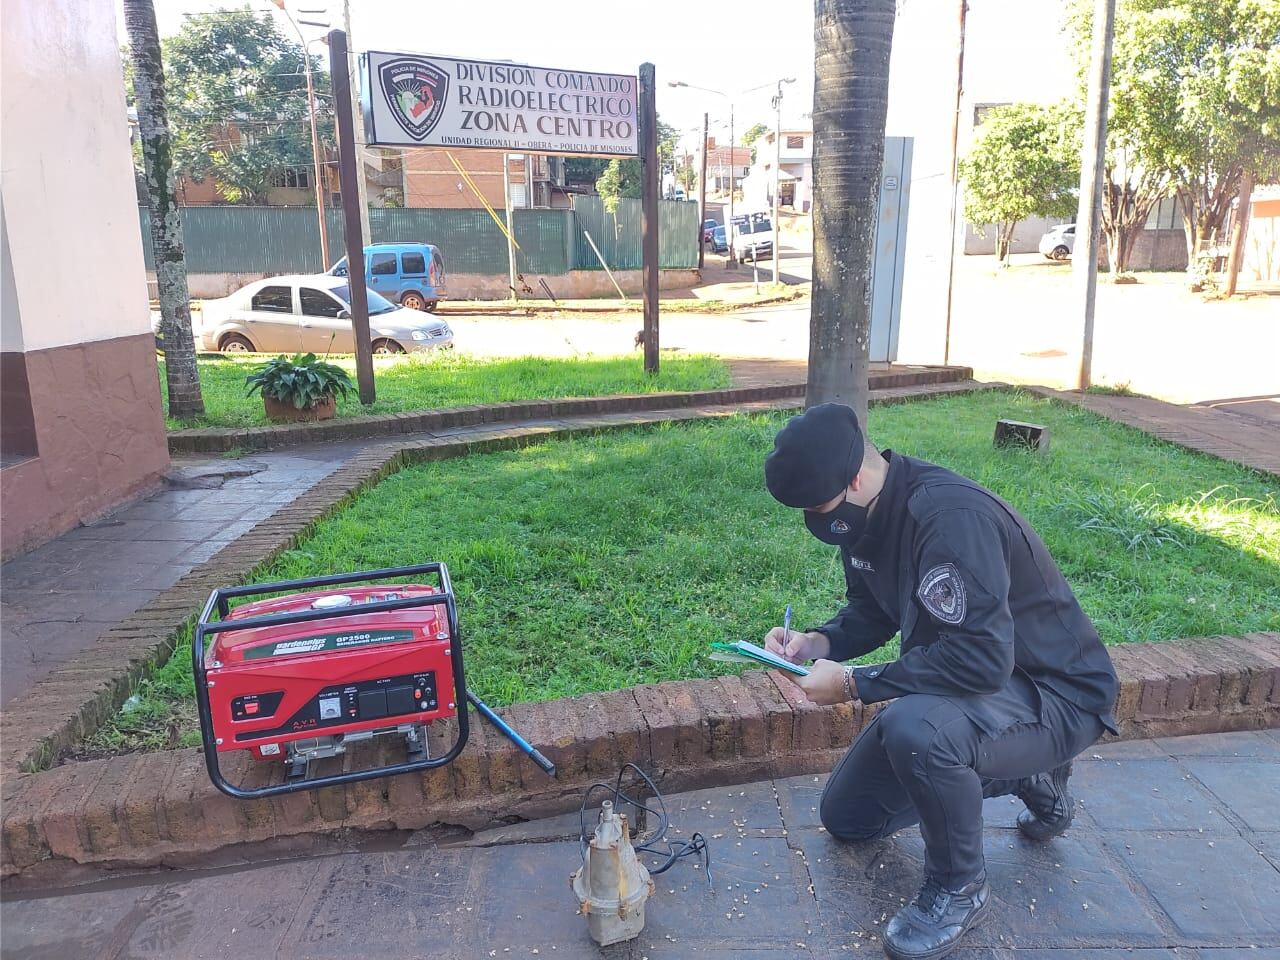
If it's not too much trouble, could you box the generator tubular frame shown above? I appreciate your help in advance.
[194,562,553,799]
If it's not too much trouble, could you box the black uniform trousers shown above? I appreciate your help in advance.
[819,676,1104,890]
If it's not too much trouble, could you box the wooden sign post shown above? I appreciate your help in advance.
[328,29,376,405]
[638,63,659,375]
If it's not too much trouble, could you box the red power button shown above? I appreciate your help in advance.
[245,701,260,715]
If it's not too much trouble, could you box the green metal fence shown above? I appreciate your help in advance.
[571,197,698,270]
[137,199,696,275]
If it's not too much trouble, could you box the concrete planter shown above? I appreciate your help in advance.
[264,392,336,423]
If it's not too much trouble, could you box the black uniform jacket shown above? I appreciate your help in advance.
[819,451,1119,735]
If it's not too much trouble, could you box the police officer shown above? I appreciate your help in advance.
[762,403,1118,960]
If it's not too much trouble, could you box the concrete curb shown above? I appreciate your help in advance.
[438,290,809,315]
[3,634,1277,882]
[166,367,972,454]
[1,380,995,788]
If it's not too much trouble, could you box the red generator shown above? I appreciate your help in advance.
[194,562,553,798]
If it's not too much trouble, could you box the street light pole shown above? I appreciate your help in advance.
[942,0,968,366]
[771,77,795,285]
[668,80,738,267]
[1075,0,1116,391]
[728,101,736,268]
[698,111,709,270]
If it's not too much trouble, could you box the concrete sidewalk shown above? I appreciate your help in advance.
[3,730,1277,958]
[0,445,358,706]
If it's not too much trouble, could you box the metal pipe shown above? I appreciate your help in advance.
[581,228,628,303]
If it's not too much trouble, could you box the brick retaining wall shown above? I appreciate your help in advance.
[3,634,1276,882]
[166,367,971,454]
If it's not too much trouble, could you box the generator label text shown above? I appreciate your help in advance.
[245,629,417,660]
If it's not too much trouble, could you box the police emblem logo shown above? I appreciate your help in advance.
[830,518,851,534]
[917,562,967,624]
[380,57,449,142]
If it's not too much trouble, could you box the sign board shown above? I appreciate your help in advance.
[363,50,638,157]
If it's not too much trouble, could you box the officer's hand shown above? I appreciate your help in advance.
[763,628,831,665]
[785,659,850,706]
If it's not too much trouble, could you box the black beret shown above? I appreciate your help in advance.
[764,402,865,508]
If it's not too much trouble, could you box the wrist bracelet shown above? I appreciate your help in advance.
[842,665,856,702]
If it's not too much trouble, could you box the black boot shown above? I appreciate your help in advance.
[882,874,991,960]
[1016,761,1075,840]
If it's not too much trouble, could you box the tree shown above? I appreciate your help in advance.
[1080,0,1280,273]
[676,161,698,193]
[164,9,333,204]
[125,0,205,419]
[596,119,679,212]
[958,103,1080,263]
[808,0,898,419]
[1068,1,1173,274]
[564,156,609,189]
[741,121,769,164]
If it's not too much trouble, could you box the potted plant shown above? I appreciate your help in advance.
[245,353,354,423]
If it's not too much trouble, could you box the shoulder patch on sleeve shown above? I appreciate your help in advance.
[917,562,967,625]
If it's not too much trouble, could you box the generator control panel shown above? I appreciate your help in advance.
[232,671,439,742]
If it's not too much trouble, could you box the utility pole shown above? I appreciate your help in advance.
[942,0,968,365]
[341,0,373,245]
[698,112,709,269]
[1223,169,1254,298]
[503,153,518,303]
[771,79,795,284]
[329,29,375,404]
[274,0,330,269]
[1074,0,1116,391]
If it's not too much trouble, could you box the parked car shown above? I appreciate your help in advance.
[731,215,774,262]
[702,219,719,244]
[1039,224,1075,260]
[329,242,446,312]
[198,275,454,355]
[709,225,728,254]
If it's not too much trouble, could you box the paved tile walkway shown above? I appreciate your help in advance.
[0,446,359,706]
[1032,388,1280,478]
[3,731,1277,958]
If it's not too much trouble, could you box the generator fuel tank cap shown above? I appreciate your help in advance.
[310,594,353,609]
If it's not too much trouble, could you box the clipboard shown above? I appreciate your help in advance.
[708,640,810,676]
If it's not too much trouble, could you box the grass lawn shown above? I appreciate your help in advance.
[82,390,1280,757]
[161,351,732,430]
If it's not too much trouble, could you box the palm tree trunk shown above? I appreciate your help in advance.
[124,0,205,418]
[807,0,898,422]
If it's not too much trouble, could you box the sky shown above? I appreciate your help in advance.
[117,0,1077,155]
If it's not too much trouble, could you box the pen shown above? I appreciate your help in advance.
[783,604,792,655]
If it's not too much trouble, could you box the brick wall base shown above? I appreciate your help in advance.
[3,633,1276,884]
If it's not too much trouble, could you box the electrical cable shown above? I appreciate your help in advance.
[578,762,713,889]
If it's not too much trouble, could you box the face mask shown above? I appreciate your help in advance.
[804,494,877,547]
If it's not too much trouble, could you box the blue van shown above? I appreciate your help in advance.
[329,242,447,313]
